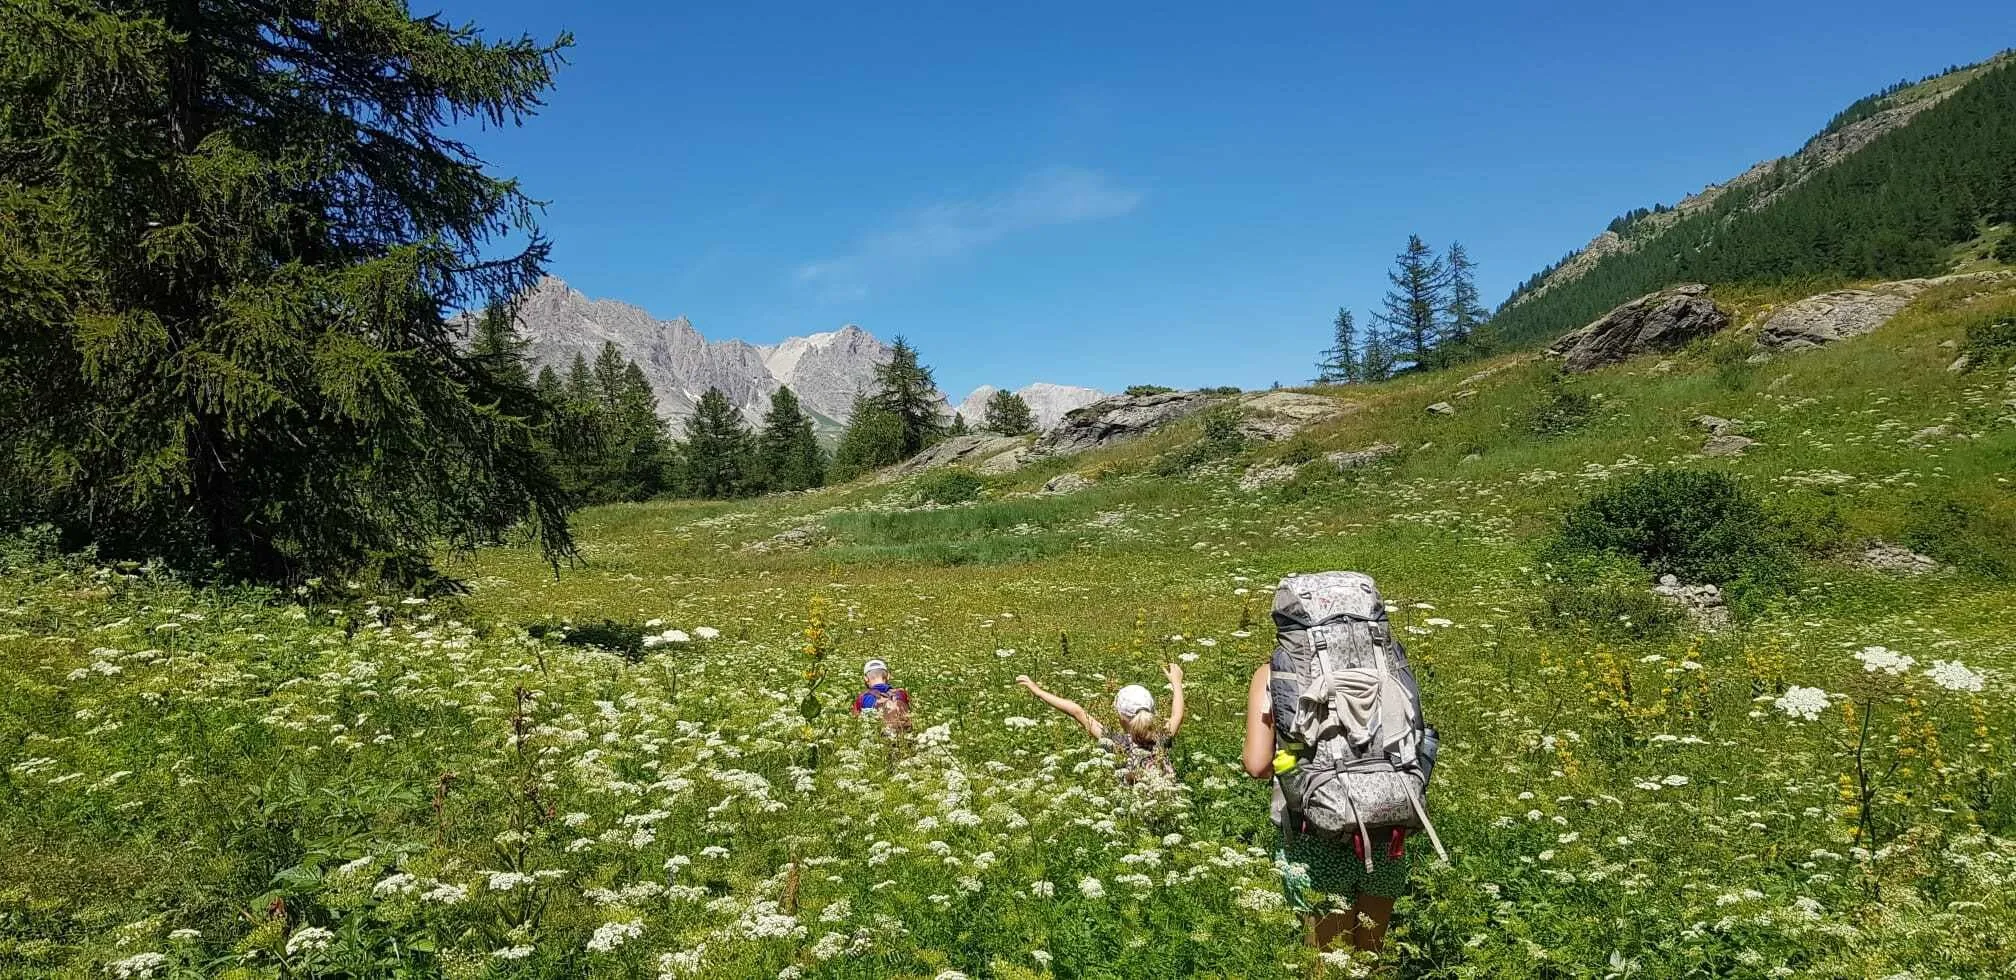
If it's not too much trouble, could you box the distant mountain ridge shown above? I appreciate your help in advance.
[513,278,908,430]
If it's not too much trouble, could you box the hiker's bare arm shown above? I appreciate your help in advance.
[1163,663,1186,737]
[1016,676,1104,738]
[1242,665,1273,778]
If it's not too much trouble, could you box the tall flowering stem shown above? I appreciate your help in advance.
[799,597,832,769]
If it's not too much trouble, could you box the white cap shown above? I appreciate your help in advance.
[863,659,888,675]
[1114,684,1155,719]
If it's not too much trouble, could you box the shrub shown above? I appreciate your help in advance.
[1994,235,2016,264]
[1199,385,1242,396]
[1904,494,2012,578]
[1528,376,1597,437]
[1529,554,1684,641]
[912,468,985,506]
[1771,493,1853,556]
[1550,468,1791,587]
[1124,385,1176,396]
[1152,405,1247,475]
[1961,313,2016,367]
[1708,338,1759,391]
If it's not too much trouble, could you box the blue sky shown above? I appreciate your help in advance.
[445,0,2012,397]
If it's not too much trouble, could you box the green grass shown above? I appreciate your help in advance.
[5,279,2016,978]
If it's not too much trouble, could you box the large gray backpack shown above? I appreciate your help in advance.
[1269,572,1448,867]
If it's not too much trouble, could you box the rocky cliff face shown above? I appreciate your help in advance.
[512,278,897,427]
[955,382,1107,432]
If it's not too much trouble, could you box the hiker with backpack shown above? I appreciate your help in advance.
[1242,572,1445,955]
[853,659,913,733]
[1015,664,1185,781]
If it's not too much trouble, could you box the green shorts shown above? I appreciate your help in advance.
[1275,830,1411,911]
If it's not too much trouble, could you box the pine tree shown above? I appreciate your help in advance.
[982,390,1037,435]
[608,362,672,499]
[948,414,971,437]
[1314,308,1360,384]
[869,337,944,459]
[1360,329,1397,383]
[0,0,574,582]
[677,388,755,499]
[755,386,826,493]
[591,341,630,411]
[830,397,908,482]
[1372,235,1448,371]
[1439,242,1491,364]
[469,302,532,389]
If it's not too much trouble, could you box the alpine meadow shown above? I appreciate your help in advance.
[3,3,2016,979]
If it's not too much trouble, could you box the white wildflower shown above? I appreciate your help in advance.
[1078,876,1105,899]
[110,953,169,979]
[1854,646,1916,675]
[1774,686,1832,721]
[285,926,334,956]
[1925,660,1985,693]
[586,918,644,953]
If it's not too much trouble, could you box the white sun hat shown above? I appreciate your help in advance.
[863,659,888,675]
[1113,684,1155,719]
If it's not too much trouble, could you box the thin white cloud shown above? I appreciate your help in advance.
[796,166,1141,300]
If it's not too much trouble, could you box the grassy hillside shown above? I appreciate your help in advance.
[1490,54,2016,350]
[4,274,2014,977]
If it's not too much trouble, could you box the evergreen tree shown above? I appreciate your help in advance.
[1440,242,1491,363]
[1373,235,1448,371]
[469,302,533,389]
[606,362,672,500]
[869,337,944,458]
[677,388,755,499]
[1314,308,1360,384]
[755,386,826,493]
[830,397,908,482]
[0,0,575,582]
[948,414,971,437]
[591,341,630,411]
[982,390,1037,435]
[1360,329,1397,383]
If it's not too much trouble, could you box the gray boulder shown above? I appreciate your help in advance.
[885,434,1028,478]
[1755,287,1916,351]
[1426,402,1456,416]
[1236,391,1351,441]
[1041,472,1092,495]
[1324,443,1400,471]
[1652,574,1730,629]
[1699,434,1757,457]
[1237,463,1301,491]
[1034,390,1218,456]
[1856,542,1941,575]
[1548,284,1730,373]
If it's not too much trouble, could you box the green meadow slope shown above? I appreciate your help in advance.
[5,271,2014,977]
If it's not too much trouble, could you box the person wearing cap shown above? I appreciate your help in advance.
[851,659,912,723]
[1015,665,1186,780]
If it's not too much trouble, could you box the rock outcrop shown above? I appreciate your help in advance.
[885,434,1029,478]
[1754,287,1918,352]
[1041,472,1092,495]
[1325,443,1400,470]
[1548,284,1731,372]
[1034,390,1219,456]
[1235,391,1352,440]
[1856,542,1942,575]
[1653,575,1730,628]
[1754,272,2015,353]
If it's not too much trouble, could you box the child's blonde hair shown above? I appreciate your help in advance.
[1124,709,1161,742]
